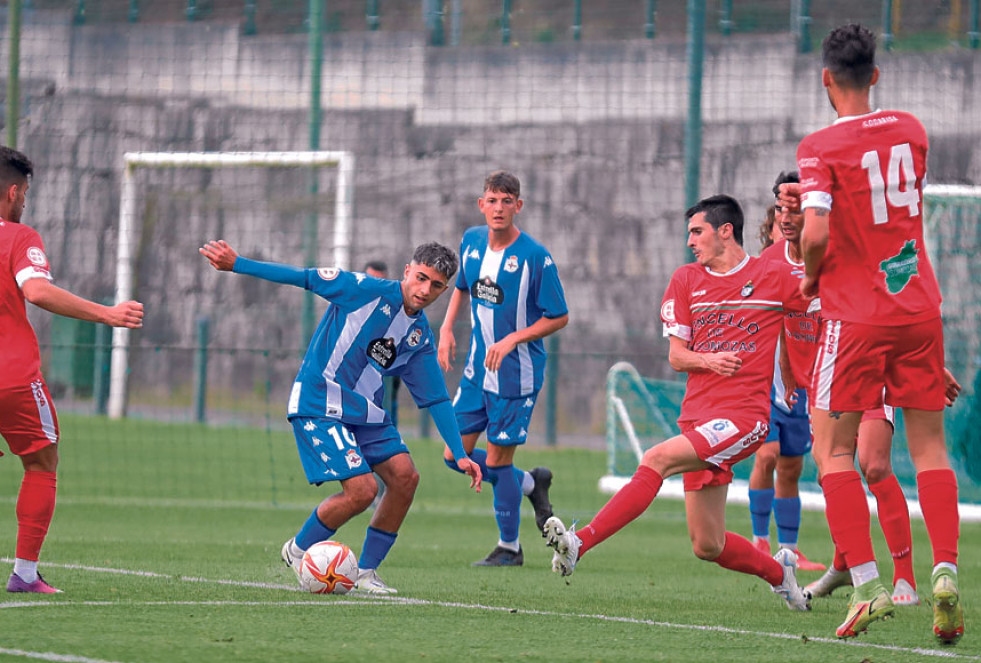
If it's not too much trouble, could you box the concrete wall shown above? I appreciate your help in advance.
[3,12,980,434]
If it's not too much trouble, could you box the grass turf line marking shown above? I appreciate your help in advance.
[0,648,128,663]
[1,563,977,661]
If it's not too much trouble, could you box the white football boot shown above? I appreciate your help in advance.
[803,566,852,599]
[281,538,304,584]
[771,548,811,611]
[543,516,581,577]
[355,568,398,594]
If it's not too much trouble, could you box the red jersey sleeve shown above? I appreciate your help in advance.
[797,134,833,212]
[661,266,692,341]
[11,226,52,287]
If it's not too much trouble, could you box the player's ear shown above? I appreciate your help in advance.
[3,184,16,203]
[821,68,832,88]
[515,198,523,213]
[869,66,880,87]
[403,263,411,280]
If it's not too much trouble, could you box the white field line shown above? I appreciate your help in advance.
[0,561,978,661]
[0,648,127,663]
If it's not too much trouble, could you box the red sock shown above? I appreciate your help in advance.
[713,531,784,585]
[869,474,915,587]
[15,470,58,561]
[832,547,847,572]
[917,468,959,566]
[821,470,875,568]
[578,465,662,554]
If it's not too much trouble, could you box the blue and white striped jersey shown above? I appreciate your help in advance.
[456,226,568,398]
[281,267,449,424]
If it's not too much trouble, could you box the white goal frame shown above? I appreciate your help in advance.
[108,150,356,419]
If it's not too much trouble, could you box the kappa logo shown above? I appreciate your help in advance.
[380,304,392,317]
[317,267,340,281]
[355,272,366,283]
[27,247,46,266]
[407,328,423,347]
[304,421,316,431]
[544,256,553,267]
[504,255,519,273]
[312,436,323,447]
[496,431,510,440]
[661,299,676,323]
[320,452,330,463]
[468,248,481,260]
[345,449,364,469]
[523,398,534,408]
[519,428,527,437]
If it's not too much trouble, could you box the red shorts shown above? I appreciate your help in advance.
[680,416,769,491]
[811,317,944,412]
[0,380,60,457]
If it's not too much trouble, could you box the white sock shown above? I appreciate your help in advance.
[934,562,957,576]
[850,561,879,587]
[13,559,38,584]
[498,539,520,553]
[520,471,534,496]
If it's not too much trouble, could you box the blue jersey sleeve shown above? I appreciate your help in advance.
[233,256,308,287]
[535,251,569,318]
[398,339,452,409]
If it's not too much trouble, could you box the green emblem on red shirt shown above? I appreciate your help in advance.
[879,240,919,294]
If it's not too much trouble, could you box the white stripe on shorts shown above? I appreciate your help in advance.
[813,319,840,411]
[31,381,59,444]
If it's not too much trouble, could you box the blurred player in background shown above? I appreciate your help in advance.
[1,146,144,593]
[544,195,812,611]
[201,239,481,594]
[756,204,781,252]
[748,171,825,572]
[438,171,568,566]
[790,23,963,642]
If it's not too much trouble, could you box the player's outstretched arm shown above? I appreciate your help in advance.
[200,239,307,288]
[437,287,469,372]
[21,279,144,328]
[429,400,481,492]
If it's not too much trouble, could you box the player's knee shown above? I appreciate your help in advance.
[691,540,723,561]
[344,476,379,511]
[862,462,891,485]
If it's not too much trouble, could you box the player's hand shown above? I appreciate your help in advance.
[105,300,144,328]
[484,337,517,372]
[437,329,456,372]
[943,367,962,407]
[704,351,742,377]
[457,457,482,493]
[777,182,802,213]
[800,274,819,299]
[199,240,238,271]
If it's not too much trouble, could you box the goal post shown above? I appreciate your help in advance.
[108,150,356,419]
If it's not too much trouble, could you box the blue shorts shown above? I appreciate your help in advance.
[290,417,409,485]
[452,379,537,446]
[765,389,811,457]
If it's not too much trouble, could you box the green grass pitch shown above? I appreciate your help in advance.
[0,414,978,662]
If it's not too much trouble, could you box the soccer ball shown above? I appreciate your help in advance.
[299,541,359,595]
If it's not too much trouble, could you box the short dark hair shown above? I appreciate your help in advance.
[772,170,799,197]
[685,194,744,246]
[363,260,388,275]
[0,145,33,190]
[483,171,520,197]
[822,24,877,89]
[411,242,458,280]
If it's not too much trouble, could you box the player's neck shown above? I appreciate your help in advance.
[487,225,520,251]
[833,91,873,119]
[787,240,803,264]
[705,246,748,275]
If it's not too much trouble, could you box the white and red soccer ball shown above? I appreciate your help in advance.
[299,541,358,594]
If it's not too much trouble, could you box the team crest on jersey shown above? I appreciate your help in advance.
[27,247,46,266]
[504,255,519,273]
[740,281,754,297]
[407,328,423,347]
[660,299,676,323]
[344,449,364,469]
[317,267,340,281]
[472,276,504,306]
[367,337,397,369]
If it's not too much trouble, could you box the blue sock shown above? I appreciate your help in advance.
[359,526,398,570]
[488,464,521,544]
[295,507,336,550]
[774,496,802,548]
[748,488,774,539]
[443,448,525,489]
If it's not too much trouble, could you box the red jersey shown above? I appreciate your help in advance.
[760,239,820,387]
[1,219,52,389]
[660,255,808,424]
[797,110,941,325]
